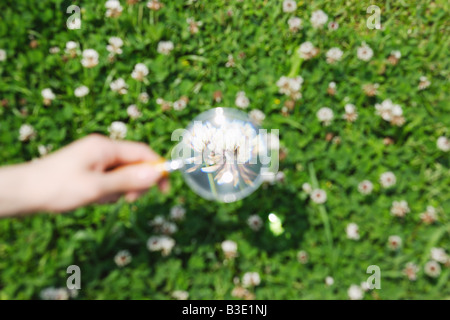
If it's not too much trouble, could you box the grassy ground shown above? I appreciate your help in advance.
[0,0,449,299]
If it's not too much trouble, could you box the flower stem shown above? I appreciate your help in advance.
[308,163,335,267]
[207,172,218,199]
[288,46,303,78]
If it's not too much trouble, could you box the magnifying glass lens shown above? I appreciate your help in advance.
[176,108,269,203]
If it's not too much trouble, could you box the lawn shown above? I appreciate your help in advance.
[0,0,449,299]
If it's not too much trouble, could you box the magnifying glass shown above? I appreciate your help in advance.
[122,107,271,203]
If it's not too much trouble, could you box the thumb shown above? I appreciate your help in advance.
[100,163,164,194]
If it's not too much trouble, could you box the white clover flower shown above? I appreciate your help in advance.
[105,0,123,18]
[288,17,302,32]
[242,272,261,287]
[388,235,402,251]
[403,262,419,281]
[81,49,99,68]
[297,250,308,264]
[187,17,202,34]
[110,78,128,94]
[379,171,396,188]
[310,10,328,29]
[325,276,334,286]
[430,248,448,264]
[326,47,343,64]
[221,240,238,259]
[249,109,265,125]
[297,41,319,60]
[358,180,373,195]
[156,97,173,111]
[108,121,127,140]
[147,0,164,11]
[317,107,334,126]
[66,41,77,51]
[19,124,36,142]
[65,41,78,57]
[310,189,327,204]
[169,205,186,221]
[302,182,312,194]
[360,281,370,292]
[157,41,174,55]
[131,63,149,81]
[418,76,431,90]
[147,235,175,256]
[173,96,189,111]
[346,223,360,240]
[363,83,379,96]
[160,236,176,256]
[38,144,52,156]
[172,290,189,300]
[139,92,150,103]
[127,104,142,119]
[276,76,303,100]
[391,50,401,59]
[225,54,235,68]
[49,46,60,54]
[375,99,405,126]
[160,221,177,235]
[247,215,263,231]
[149,215,167,231]
[282,0,297,13]
[390,200,410,218]
[328,21,339,30]
[114,250,132,267]
[40,287,70,300]
[327,81,337,95]
[341,103,358,122]
[424,260,441,278]
[68,16,81,30]
[0,49,7,62]
[184,119,260,185]
[235,91,250,109]
[348,284,363,300]
[41,88,56,106]
[74,85,89,98]
[357,42,373,61]
[107,37,124,56]
[437,136,450,152]
[147,236,161,251]
[420,206,438,224]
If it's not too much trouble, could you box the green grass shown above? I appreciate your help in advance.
[0,0,449,299]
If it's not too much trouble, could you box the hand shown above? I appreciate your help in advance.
[0,134,169,217]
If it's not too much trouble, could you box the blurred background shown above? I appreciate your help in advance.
[0,0,449,299]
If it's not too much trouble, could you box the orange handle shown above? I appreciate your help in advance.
[111,158,170,178]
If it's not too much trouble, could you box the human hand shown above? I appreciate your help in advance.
[0,134,169,217]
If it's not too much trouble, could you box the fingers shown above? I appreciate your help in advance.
[123,177,170,203]
[76,134,161,170]
[104,139,161,169]
[100,162,164,195]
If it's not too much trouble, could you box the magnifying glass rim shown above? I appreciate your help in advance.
[180,107,268,203]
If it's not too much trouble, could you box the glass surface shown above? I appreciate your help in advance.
[176,107,269,203]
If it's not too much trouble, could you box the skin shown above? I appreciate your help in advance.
[0,134,169,218]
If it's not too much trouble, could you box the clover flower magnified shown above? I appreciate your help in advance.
[174,107,274,203]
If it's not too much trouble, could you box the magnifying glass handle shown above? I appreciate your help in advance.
[111,158,185,177]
